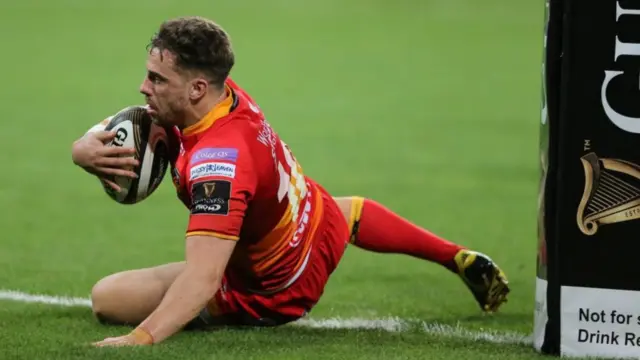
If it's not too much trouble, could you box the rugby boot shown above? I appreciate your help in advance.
[453,249,510,312]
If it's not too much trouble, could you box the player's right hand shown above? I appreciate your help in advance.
[71,131,139,191]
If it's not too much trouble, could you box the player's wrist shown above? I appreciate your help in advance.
[130,327,154,345]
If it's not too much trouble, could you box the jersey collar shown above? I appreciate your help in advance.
[182,85,235,137]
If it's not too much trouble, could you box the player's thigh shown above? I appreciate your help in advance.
[198,200,350,328]
[197,277,313,328]
[91,261,185,325]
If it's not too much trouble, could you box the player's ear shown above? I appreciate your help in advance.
[189,78,209,101]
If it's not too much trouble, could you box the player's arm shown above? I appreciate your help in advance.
[134,234,236,344]
[138,143,255,344]
[93,142,256,347]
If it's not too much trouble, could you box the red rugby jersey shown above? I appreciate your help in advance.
[170,78,324,293]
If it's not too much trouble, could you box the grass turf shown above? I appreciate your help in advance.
[0,0,556,358]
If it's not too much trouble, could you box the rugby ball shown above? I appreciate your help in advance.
[100,105,172,204]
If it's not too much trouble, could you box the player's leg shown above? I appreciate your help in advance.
[197,193,351,329]
[332,196,509,312]
[90,262,185,326]
[333,196,462,270]
[91,262,275,330]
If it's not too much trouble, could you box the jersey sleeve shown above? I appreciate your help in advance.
[185,141,257,240]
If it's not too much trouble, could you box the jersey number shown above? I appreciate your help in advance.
[276,140,309,225]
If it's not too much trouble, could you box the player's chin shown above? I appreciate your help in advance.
[156,117,176,128]
[148,109,169,126]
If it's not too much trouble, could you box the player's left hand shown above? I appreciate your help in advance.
[93,329,153,347]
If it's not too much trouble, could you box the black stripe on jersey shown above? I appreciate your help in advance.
[229,87,239,112]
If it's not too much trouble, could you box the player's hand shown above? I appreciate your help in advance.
[93,334,138,347]
[71,131,139,190]
[93,331,152,347]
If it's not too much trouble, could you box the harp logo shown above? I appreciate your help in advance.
[577,152,640,235]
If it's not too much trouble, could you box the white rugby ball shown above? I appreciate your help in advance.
[98,105,173,204]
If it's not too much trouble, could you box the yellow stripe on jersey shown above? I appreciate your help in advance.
[186,231,240,241]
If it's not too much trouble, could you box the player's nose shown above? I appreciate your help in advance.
[139,78,151,96]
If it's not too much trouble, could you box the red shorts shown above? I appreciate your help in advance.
[195,187,349,327]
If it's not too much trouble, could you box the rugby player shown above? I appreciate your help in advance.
[71,16,510,347]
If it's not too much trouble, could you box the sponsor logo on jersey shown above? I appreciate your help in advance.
[190,162,236,180]
[190,147,238,164]
[191,180,231,216]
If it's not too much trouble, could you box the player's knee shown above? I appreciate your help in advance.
[90,268,172,325]
[90,273,124,323]
[91,272,141,323]
[333,196,355,220]
[332,196,365,223]
[91,271,148,324]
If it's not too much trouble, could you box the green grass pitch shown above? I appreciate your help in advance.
[0,1,565,359]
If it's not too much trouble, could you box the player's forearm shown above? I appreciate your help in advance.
[137,266,221,344]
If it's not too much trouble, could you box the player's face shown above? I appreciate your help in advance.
[139,48,190,127]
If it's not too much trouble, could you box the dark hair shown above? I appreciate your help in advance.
[148,16,234,88]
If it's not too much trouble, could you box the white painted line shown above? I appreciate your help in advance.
[0,289,531,345]
[295,317,532,345]
[0,289,92,307]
